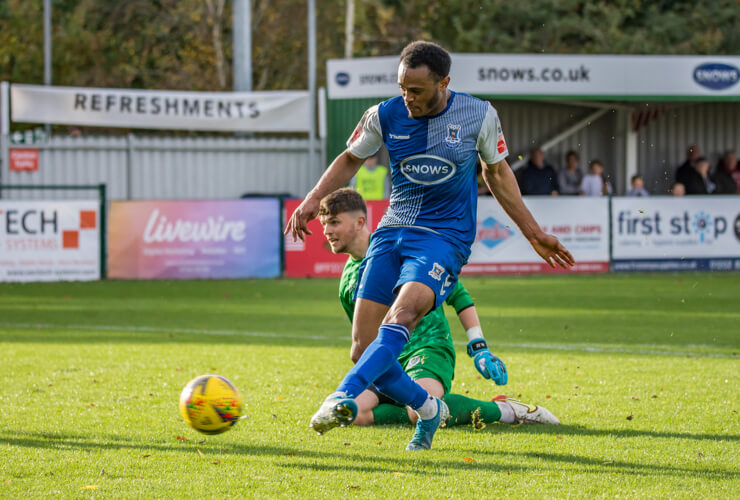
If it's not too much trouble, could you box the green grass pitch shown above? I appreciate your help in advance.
[0,273,738,498]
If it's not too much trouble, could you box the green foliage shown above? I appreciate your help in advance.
[0,274,738,496]
[0,1,738,90]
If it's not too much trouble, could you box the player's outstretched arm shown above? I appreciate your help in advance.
[481,158,575,270]
[446,282,507,385]
[284,150,364,242]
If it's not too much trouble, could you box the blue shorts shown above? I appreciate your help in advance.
[355,226,468,310]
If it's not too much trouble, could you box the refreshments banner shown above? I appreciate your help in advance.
[611,196,740,271]
[108,199,280,279]
[11,84,310,132]
[284,199,389,277]
[465,197,609,275]
[0,201,100,282]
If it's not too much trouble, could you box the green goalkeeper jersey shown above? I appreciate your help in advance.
[338,252,474,362]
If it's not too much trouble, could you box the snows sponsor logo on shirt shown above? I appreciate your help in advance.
[399,155,456,185]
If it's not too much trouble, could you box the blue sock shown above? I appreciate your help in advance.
[374,361,429,410]
[336,323,410,398]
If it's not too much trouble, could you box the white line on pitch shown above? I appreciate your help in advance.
[0,322,736,359]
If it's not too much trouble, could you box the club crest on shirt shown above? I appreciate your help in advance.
[428,262,446,281]
[406,355,425,369]
[444,124,462,148]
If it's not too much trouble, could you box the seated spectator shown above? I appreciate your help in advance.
[684,157,716,195]
[675,144,701,186]
[557,150,583,195]
[519,147,559,195]
[671,182,685,196]
[626,174,649,197]
[713,151,739,194]
[580,160,607,196]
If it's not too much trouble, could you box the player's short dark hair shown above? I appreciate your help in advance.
[318,188,367,217]
[399,41,451,80]
[589,159,604,170]
[565,150,579,161]
[631,174,643,182]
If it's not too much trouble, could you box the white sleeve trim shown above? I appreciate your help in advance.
[347,105,383,159]
[477,104,509,165]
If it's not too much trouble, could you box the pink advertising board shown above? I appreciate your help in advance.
[108,199,280,279]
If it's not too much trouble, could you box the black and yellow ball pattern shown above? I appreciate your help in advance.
[179,374,243,435]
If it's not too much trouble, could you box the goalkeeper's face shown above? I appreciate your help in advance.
[319,211,366,255]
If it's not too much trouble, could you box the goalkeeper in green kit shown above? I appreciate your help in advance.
[318,188,560,427]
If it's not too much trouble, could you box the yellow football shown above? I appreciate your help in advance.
[179,374,243,434]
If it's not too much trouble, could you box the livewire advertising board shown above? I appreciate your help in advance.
[465,197,610,275]
[108,199,280,279]
[611,196,740,271]
[0,200,100,282]
[284,199,389,278]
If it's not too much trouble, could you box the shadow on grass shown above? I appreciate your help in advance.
[454,423,740,443]
[2,429,737,480]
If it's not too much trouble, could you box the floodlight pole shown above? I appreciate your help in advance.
[44,0,52,137]
[233,0,252,93]
[308,0,317,177]
[345,0,354,58]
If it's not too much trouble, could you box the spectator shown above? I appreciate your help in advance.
[580,160,607,197]
[626,174,649,197]
[713,151,739,194]
[558,150,583,195]
[352,154,389,200]
[519,147,559,195]
[684,157,716,195]
[670,182,686,196]
[675,144,701,186]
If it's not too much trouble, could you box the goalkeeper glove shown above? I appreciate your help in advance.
[467,338,508,385]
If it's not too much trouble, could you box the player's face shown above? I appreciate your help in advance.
[398,62,450,118]
[319,211,364,254]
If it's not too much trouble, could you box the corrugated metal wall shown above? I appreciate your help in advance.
[494,100,617,174]
[1,135,323,200]
[637,102,740,194]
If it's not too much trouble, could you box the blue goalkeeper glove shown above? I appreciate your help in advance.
[467,338,508,385]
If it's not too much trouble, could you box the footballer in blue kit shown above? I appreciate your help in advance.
[286,41,574,451]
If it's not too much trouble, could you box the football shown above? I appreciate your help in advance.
[179,374,243,434]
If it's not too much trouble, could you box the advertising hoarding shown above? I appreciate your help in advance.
[611,197,740,271]
[284,199,389,278]
[465,197,610,275]
[0,200,100,282]
[108,199,280,279]
[327,54,740,99]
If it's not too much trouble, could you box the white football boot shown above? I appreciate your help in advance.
[309,391,358,435]
[493,395,561,425]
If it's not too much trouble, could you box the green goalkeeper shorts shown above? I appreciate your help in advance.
[398,345,455,396]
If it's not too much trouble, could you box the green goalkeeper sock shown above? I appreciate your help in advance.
[442,393,502,428]
[372,404,412,425]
